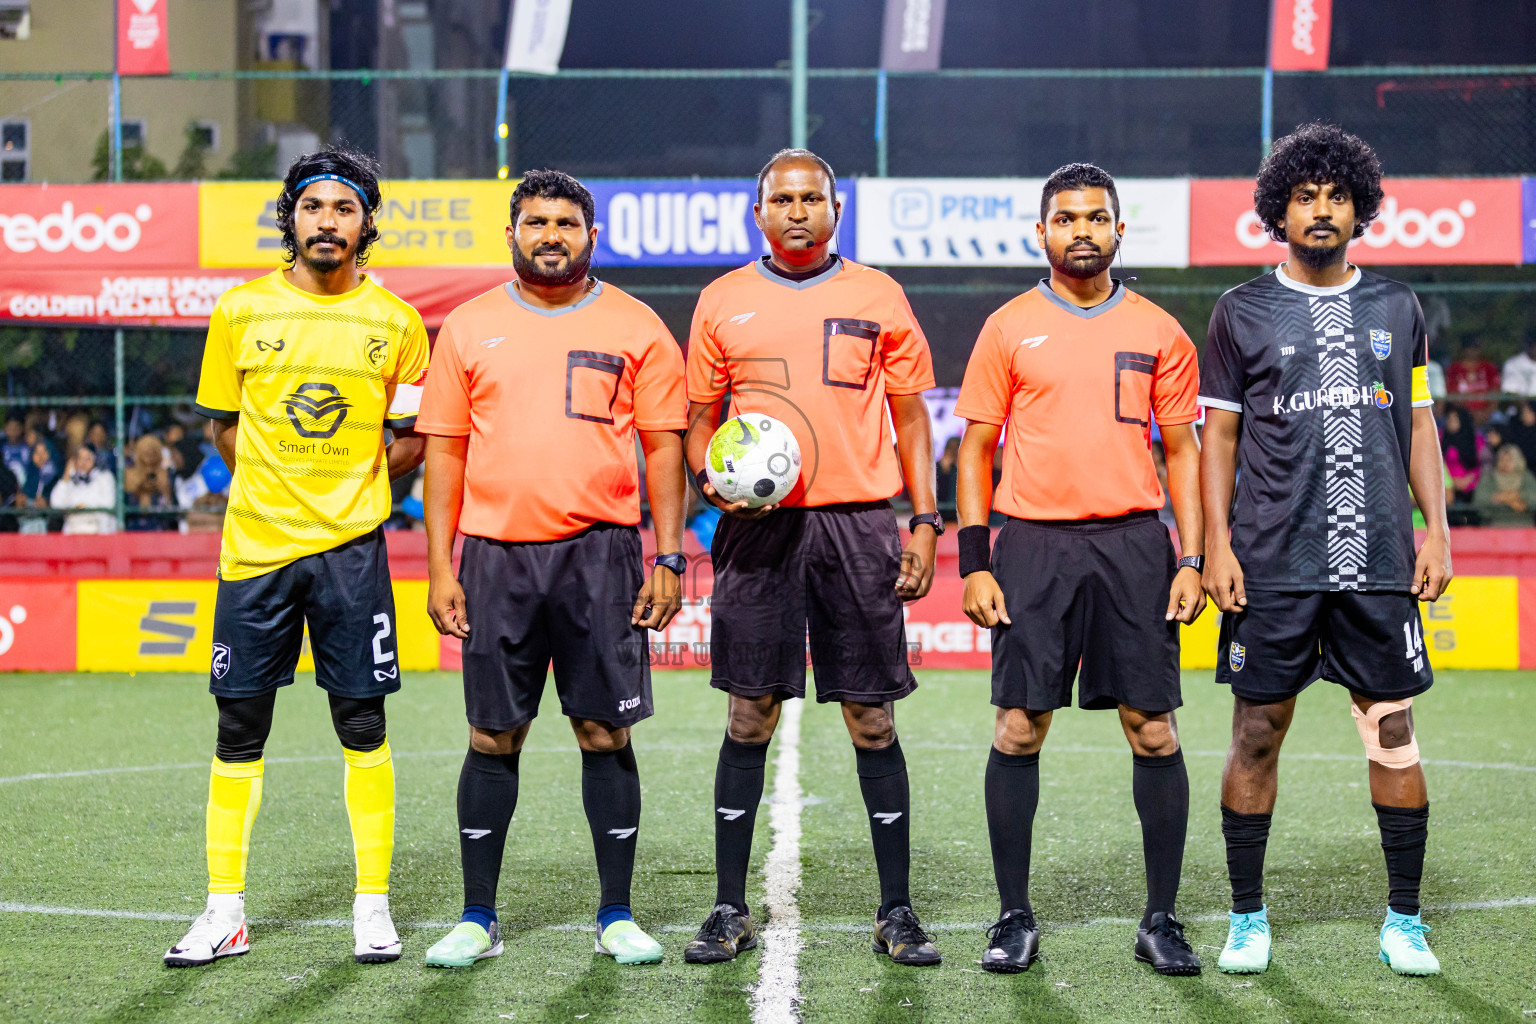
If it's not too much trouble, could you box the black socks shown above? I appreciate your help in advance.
[458,749,521,911]
[984,748,1039,917]
[856,738,912,917]
[1375,802,1429,915]
[1132,750,1189,927]
[713,734,769,916]
[581,743,643,910]
[1221,804,1273,915]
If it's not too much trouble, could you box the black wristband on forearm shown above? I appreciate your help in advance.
[958,525,991,577]
[694,467,711,494]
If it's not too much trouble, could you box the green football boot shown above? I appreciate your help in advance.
[596,919,664,965]
[1379,911,1439,976]
[1217,908,1272,974]
[424,921,503,968]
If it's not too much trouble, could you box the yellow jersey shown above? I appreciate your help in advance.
[195,270,430,580]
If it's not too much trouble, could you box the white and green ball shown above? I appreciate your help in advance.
[705,414,802,507]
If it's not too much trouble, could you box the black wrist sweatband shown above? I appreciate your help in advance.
[694,467,711,494]
[958,525,991,577]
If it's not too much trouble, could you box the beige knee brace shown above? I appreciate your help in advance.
[1350,697,1420,769]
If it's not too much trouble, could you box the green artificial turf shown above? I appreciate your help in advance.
[0,669,1531,1023]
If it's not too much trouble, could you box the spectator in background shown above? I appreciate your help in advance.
[1441,404,1483,503]
[1472,444,1536,526]
[2,415,28,483]
[20,441,59,533]
[1502,334,1536,398]
[1504,401,1536,472]
[935,436,960,519]
[1446,342,1500,421]
[86,421,116,476]
[123,433,175,531]
[0,458,18,532]
[50,444,117,535]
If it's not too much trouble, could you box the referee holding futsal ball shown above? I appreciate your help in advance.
[416,170,689,969]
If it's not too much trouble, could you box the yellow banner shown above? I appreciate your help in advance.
[1179,609,1222,671]
[1419,576,1519,670]
[198,180,518,268]
[77,580,440,674]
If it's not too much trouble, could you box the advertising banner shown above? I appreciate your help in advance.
[0,184,199,270]
[589,180,854,267]
[854,177,1189,267]
[1269,0,1331,71]
[1190,177,1524,266]
[0,266,517,328]
[118,0,170,76]
[880,0,947,72]
[198,180,521,268]
[504,0,572,76]
[1523,177,1536,264]
[0,581,77,672]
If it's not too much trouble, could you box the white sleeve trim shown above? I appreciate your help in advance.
[386,382,423,420]
[1197,395,1243,413]
[1411,398,1435,408]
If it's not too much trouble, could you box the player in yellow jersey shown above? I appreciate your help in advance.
[165,149,430,968]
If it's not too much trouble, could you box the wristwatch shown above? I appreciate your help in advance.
[908,512,945,536]
[1177,554,1205,573]
[653,552,688,575]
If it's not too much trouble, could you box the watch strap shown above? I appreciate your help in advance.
[1177,554,1205,573]
[653,552,687,574]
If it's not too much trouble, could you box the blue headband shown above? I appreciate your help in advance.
[293,173,372,211]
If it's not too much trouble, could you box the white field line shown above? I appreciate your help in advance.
[4,743,1533,785]
[3,896,1532,933]
[752,699,804,1024]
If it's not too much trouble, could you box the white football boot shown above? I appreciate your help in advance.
[353,893,403,963]
[164,893,249,967]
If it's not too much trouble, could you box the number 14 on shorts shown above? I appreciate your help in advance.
[1402,618,1425,673]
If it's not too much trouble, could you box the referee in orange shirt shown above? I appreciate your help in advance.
[681,149,943,967]
[955,163,1207,976]
[416,170,688,967]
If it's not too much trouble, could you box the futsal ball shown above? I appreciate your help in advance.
[705,414,801,507]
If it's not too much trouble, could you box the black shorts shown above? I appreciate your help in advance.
[708,500,916,704]
[1216,589,1433,704]
[989,512,1181,714]
[459,524,652,732]
[209,527,400,699]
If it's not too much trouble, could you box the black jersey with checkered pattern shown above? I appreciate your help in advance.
[1198,266,1431,592]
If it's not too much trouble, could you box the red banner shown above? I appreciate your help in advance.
[117,0,170,76]
[0,581,77,672]
[1269,0,1330,71]
[0,265,518,329]
[1190,177,1525,266]
[0,185,199,270]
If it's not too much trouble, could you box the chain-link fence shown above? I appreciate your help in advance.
[4,65,1536,181]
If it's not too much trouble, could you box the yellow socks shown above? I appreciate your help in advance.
[343,740,395,895]
[207,758,264,894]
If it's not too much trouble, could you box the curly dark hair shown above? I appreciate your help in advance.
[1254,122,1384,243]
[510,169,595,229]
[1040,162,1119,223]
[275,146,383,267]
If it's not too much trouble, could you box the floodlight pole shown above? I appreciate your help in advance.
[790,0,807,148]
[875,68,888,176]
[111,0,122,182]
[1261,0,1275,160]
[495,66,510,178]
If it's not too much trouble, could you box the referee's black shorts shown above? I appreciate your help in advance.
[708,500,916,705]
[459,523,652,732]
[989,511,1181,714]
[209,526,401,699]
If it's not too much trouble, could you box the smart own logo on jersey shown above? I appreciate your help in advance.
[283,382,352,439]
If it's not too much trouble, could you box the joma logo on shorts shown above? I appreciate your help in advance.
[618,696,641,713]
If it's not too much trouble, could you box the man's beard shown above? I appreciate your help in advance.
[1047,239,1116,280]
[513,237,594,288]
[299,233,350,274]
[1292,228,1349,269]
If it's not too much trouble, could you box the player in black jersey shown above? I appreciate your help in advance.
[1198,124,1452,977]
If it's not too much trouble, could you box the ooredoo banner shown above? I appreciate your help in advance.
[0,184,199,270]
[1269,0,1331,71]
[855,177,1190,267]
[0,581,77,672]
[1189,177,1524,266]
